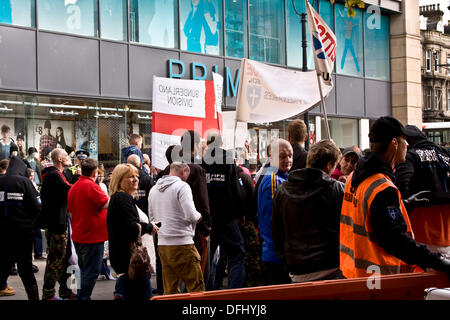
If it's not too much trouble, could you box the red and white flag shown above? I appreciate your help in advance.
[151,75,223,170]
[306,0,337,86]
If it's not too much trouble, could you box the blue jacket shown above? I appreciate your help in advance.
[257,166,288,264]
[121,145,148,174]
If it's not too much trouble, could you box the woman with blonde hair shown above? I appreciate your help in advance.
[107,164,158,300]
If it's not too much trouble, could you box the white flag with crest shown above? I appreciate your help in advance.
[306,0,337,86]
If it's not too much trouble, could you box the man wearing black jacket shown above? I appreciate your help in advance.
[39,148,75,300]
[395,125,450,258]
[202,130,246,290]
[0,156,41,300]
[287,119,308,172]
[339,116,450,279]
[127,154,154,215]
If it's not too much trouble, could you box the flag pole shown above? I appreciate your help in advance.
[316,74,331,140]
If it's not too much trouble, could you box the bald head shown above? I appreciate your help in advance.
[127,154,142,169]
[270,139,293,173]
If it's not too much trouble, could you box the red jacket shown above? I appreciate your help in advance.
[68,176,109,244]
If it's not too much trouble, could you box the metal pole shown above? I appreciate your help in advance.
[316,74,331,140]
[293,0,310,149]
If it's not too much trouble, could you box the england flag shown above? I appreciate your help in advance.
[306,0,337,86]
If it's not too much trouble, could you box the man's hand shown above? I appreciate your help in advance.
[403,190,432,211]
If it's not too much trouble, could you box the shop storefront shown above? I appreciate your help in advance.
[0,0,401,169]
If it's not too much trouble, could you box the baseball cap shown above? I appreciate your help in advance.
[75,149,89,160]
[369,116,417,143]
[342,146,362,159]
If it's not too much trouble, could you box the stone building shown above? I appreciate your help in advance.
[420,3,450,122]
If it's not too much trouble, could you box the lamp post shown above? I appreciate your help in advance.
[292,0,311,150]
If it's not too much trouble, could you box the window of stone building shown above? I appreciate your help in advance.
[435,88,442,110]
[448,89,450,111]
[426,50,431,72]
[425,86,432,110]
[434,51,439,72]
[447,55,450,75]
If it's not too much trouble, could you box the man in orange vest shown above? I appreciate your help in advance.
[339,116,450,279]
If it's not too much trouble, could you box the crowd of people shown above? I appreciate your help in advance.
[0,115,449,300]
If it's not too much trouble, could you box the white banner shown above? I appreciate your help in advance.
[235,58,333,123]
[153,76,206,118]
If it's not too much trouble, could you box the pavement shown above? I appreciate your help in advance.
[1,257,158,300]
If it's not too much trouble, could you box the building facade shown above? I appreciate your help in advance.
[0,0,411,171]
[420,4,450,123]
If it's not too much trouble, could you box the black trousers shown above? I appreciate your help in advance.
[261,261,292,286]
[0,228,39,300]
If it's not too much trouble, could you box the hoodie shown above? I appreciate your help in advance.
[148,175,201,246]
[348,152,444,271]
[0,156,41,230]
[38,165,72,233]
[272,168,344,274]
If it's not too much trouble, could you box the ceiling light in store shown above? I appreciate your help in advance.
[137,114,152,120]
[94,111,123,119]
[0,105,13,112]
[49,109,79,116]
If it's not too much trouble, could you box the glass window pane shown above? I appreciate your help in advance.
[101,0,127,41]
[0,0,35,28]
[286,0,315,69]
[321,117,359,148]
[249,0,285,65]
[319,0,334,31]
[224,0,247,58]
[130,0,178,48]
[38,0,99,37]
[335,3,363,76]
[365,12,389,80]
[180,0,223,55]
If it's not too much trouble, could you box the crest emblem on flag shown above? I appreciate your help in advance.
[246,85,262,110]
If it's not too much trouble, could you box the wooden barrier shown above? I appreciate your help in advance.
[151,271,450,300]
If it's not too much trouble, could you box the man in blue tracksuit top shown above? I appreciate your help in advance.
[258,139,293,285]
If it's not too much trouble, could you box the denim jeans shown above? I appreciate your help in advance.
[207,220,245,290]
[74,242,104,300]
[114,273,152,301]
[33,228,43,258]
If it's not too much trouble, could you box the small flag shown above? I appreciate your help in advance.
[306,0,337,86]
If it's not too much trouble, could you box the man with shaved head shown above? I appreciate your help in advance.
[127,154,154,216]
[257,139,293,285]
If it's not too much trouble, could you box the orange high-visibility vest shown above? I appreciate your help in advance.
[340,172,422,279]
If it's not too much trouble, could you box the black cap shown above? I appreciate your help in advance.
[28,147,37,156]
[369,116,416,143]
[75,149,89,160]
[43,146,53,157]
[342,146,362,159]
[16,132,24,140]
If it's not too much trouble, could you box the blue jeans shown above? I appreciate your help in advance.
[207,220,245,290]
[74,242,104,300]
[33,228,43,258]
[114,273,152,301]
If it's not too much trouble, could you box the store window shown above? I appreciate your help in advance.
[224,0,247,58]
[180,0,223,55]
[321,117,358,148]
[364,12,390,80]
[286,0,316,70]
[0,0,35,28]
[38,0,99,37]
[101,0,127,41]
[249,0,285,65]
[130,0,178,48]
[335,3,363,77]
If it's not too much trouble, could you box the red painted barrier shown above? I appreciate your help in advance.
[151,271,450,300]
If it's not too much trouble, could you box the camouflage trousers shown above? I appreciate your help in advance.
[239,221,262,287]
[42,231,73,300]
